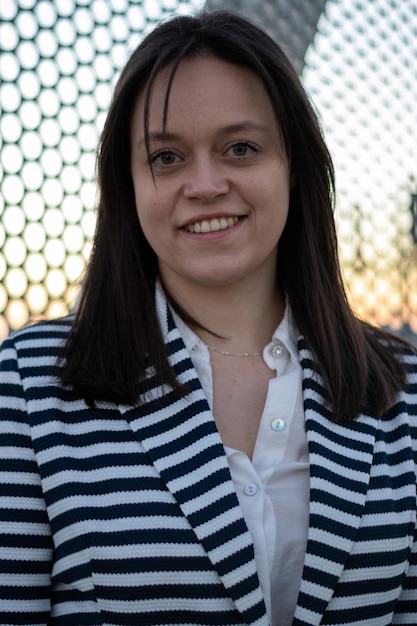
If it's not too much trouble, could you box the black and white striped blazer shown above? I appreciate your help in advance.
[0,301,416,626]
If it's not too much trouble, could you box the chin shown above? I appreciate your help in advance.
[188,272,249,289]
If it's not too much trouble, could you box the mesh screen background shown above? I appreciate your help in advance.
[0,0,416,342]
[303,0,417,341]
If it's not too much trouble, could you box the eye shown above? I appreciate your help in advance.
[227,141,258,158]
[151,150,180,166]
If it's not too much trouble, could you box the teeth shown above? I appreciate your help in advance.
[185,216,239,233]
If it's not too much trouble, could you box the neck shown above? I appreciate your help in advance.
[161,275,285,354]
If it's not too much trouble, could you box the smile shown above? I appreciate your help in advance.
[184,216,239,233]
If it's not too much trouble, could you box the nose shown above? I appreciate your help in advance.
[183,156,229,201]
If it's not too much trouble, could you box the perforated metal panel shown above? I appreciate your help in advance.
[0,0,205,339]
[204,0,417,341]
[303,0,417,339]
[205,0,327,71]
[0,0,416,342]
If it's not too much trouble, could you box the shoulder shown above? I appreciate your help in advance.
[2,316,74,348]
[375,335,417,422]
[1,316,74,363]
[380,332,417,378]
[363,322,417,365]
[399,343,417,399]
[397,341,417,373]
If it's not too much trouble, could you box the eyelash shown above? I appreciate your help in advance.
[227,140,258,157]
[150,150,180,166]
[149,140,259,166]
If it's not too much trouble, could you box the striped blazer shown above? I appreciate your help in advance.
[0,302,417,626]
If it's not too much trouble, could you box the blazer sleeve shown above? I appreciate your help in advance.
[392,530,417,623]
[0,336,53,625]
[392,349,417,623]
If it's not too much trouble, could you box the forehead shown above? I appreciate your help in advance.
[133,55,277,131]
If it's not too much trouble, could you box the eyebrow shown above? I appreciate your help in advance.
[136,132,179,149]
[219,122,272,134]
[135,122,272,149]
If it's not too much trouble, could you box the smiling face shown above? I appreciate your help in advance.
[130,55,290,296]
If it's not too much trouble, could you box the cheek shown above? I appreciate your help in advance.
[134,191,171,250]
[134,180,158,223]
[265,179,290,236]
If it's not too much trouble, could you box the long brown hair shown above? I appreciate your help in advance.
[59,10,409,420]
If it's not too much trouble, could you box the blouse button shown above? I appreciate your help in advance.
[271,418,285,432]
[271,341,284,359]
[244,484,258,496]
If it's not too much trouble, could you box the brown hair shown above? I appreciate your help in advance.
[59,10,409,420]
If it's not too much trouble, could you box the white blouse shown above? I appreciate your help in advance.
[170,304,310,626]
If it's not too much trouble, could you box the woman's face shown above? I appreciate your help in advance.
[130,55,290,295]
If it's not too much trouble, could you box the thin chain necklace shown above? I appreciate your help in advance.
[205,344,262,357]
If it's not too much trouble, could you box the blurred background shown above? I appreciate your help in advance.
[0,0,416,343]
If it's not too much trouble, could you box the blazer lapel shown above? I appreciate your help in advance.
[119,297,268,626]
[295,338,377,625]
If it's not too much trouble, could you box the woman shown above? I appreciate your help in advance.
[0,10,416,626]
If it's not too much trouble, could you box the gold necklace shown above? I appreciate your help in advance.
[205,344,262,357]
